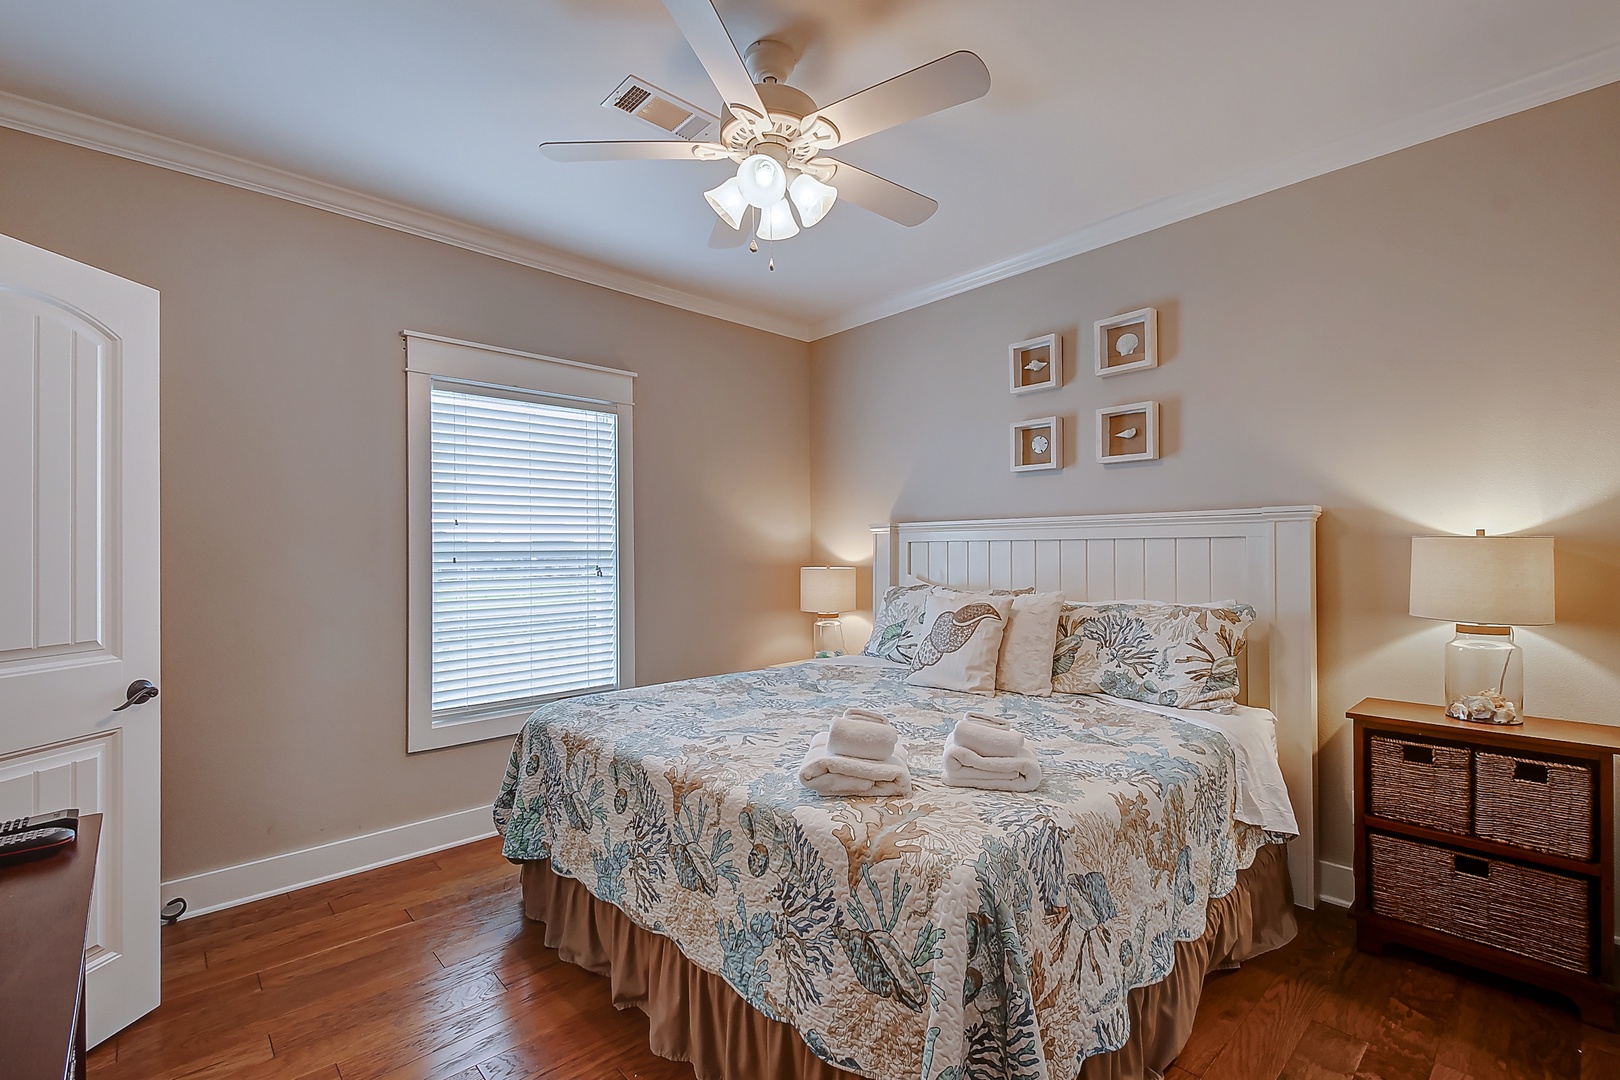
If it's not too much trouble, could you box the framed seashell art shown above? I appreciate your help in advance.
[1011,416,1062,472]
[1096,401,1159,463]
[1009,333,1061,394]
[1093,308,1158,377]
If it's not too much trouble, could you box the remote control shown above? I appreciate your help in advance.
[0,826,77,865]
[0,808,79,836]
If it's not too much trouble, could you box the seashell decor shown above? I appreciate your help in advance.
[1115,332,1140,356]
[1446,689,1520,725]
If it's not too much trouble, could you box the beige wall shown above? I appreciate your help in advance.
[809,83,1620,892]
[0,127,812,881]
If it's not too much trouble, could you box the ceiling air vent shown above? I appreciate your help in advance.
[602,76,719,142]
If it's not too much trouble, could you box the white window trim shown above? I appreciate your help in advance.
[404,331,635,753]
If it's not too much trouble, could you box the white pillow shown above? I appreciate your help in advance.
[904,591,1013,695]
[996,591,1064,697]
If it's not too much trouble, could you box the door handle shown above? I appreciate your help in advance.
[113,679,159,712]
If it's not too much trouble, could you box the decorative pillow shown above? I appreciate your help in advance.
[862,584,931,664]
[996,591,1064,697]
[904,591,1014,695]
[1055,601,1230,695]
[863,583,1032,665]
[1051,601,1256,711]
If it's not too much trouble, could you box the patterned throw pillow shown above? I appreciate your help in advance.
[904,591,1014,695]
[1051,601,1256,711]
[862,584,931,664]
[863,583,1034,666]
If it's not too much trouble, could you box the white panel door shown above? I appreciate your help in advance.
[0,232,160,1045]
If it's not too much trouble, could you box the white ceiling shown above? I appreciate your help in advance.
[2,1,1618,339]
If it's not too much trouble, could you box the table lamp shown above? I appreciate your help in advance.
[800,566,857,658]
[1409,530,1554,723]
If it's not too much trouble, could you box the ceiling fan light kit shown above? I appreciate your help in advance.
[540,0,990,256]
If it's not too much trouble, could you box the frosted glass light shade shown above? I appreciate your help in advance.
[736,153,787,208]
[800,566,856,615]
[704,177,748,230]
[757,197,799,241]
[789,173,837,228]
[1410,532,1555,626]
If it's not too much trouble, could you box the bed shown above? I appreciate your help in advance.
[494,506,1321,1080]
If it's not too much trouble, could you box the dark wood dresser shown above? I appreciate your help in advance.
[0,813,102,1079]
[1348,699,1617,1026]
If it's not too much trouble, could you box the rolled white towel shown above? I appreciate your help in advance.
[942,734,1042,792]
[952,712,1026,759]
[801,732,912,797]
[826,708,899,761]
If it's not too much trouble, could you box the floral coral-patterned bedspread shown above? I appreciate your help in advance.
[493,660,1292,1080]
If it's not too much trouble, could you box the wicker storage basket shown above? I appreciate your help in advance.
[1369,735,1471,834]
[1473,751,1596,860]
[1369,832,1592,973]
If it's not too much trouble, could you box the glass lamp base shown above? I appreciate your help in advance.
[1444,625,1524,722]
[812,616,845,659]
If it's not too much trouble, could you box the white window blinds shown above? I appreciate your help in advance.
[429,383,619,717]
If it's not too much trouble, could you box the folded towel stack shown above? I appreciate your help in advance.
[943,711,1041,792]
[800,708,912,797]
[826,707,899,760]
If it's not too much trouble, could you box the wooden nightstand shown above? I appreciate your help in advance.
[1348,698,1617,1027]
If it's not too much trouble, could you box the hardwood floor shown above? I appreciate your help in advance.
[89,838,1620,1079]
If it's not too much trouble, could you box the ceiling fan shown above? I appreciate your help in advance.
[540,0,991,250]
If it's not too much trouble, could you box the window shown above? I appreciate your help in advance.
[406,333,634,752]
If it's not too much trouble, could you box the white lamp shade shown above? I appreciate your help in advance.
[736,154,787,209]
[704,177,747,230]
[788,173,837,228]
[1410,533,1555,626]
[757,197,800,241]
[800,566,856,614]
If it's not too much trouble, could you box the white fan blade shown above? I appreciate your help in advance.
[821,159,938,227]
[540,141,723,162]
[813,51,990,148]
[659,0,767,117]
[708,216,748,249]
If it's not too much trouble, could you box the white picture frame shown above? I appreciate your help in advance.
[1093,308,1158,377]
[1011,416,1061,472]
[1095,401,1159,463]
[1009,333,1061,394]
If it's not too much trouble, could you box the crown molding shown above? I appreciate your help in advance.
[0,90,815,341]
[811,43,1620,339]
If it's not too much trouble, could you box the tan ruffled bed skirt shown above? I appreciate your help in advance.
[519,843,1296,1080]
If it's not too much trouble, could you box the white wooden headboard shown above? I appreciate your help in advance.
[870,505,1322,907]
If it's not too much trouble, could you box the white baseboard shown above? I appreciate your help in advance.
[161,805,496,920]
[1316,859,1353,909]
